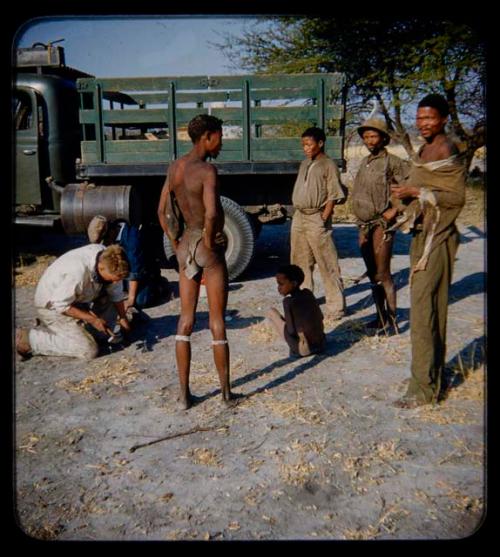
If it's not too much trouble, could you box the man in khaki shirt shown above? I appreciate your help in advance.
[291,127,346,319]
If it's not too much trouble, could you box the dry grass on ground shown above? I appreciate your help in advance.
[55,356,142,398]
[14,254,56,287]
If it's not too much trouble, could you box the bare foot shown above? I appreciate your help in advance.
[177,393,201,411]
[16,328,32,359]
[177,394,193,410]
[222,392,246,408]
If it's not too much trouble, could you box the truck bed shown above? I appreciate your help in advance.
[77,73,346,173]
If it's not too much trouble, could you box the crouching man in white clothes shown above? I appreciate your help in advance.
[15,244,132,359]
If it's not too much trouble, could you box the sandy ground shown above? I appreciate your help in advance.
[12,216,486,542]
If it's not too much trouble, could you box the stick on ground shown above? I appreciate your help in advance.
[129,426,221,453]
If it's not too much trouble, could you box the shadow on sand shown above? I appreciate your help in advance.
[440,335,486,401]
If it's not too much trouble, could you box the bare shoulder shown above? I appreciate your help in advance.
[433,140,457,161]
[445,138,460,157]
[183,158,217,177]
[168,157,185,179]
[437,136,459,159]
[201,160,218,177]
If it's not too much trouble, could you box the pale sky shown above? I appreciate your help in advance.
[14,16,256,77]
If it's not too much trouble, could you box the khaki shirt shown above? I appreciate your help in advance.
[34,244,126,313]
[292,155,345,211]
[352,149,408,223]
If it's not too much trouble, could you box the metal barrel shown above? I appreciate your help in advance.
[60,183,142,234]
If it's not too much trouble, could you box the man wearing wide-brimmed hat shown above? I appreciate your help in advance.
[351,108,409,334]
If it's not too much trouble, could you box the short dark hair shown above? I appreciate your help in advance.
[418,94,449,117]
[277,264,305,286]
[188,114,223,143]
[301,126,326,144]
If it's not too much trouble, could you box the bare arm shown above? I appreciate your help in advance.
[391,184,421,200]
[157,176,179,251]
[383,157,410,221]
[283,298,298,338]
[113,299,131,332]
[64,305,110,334]
[321,200,335,221]
[124,279,139,310]
[202,165,220,250]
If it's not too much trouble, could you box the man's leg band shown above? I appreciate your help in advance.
[212,339,228,346]
[175,335,191,342]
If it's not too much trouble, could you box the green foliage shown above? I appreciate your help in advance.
[215,17,486,169]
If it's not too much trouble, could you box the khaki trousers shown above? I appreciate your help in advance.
[407,229,459,403]
[290,211,345,314]
[29,297,118,359]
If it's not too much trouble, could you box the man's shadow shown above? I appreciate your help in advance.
[342,266,411,311]
[193,315,369,402]
[449,272,486,302]
[440,336,486,401]
[459,225,485,244]
[127,310,264,353]
[341,266,484,334]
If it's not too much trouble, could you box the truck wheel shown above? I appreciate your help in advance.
[162,196,256,281]
[221,196,256,280]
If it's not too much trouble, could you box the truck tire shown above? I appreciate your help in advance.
[162,196,256,281]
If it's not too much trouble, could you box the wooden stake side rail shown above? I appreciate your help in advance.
[77,73,346,167]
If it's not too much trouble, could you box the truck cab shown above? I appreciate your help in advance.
[14,43,88,225]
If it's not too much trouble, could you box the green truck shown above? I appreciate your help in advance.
[14,42,347,279]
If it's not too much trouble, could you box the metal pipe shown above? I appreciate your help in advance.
[45,175,64,194]
[60,182,141,234]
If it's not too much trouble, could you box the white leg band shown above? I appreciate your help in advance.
[175,335,191,342]
[212,339,228,345]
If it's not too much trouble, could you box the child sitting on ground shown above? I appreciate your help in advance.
[266,264,326,357]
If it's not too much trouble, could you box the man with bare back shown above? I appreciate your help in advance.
[158,114,240,410]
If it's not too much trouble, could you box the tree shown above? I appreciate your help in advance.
[215,17,486,170]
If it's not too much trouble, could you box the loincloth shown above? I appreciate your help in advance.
[177,228,225,280]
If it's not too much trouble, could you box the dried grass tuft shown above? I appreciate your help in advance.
[343,500,410,539]
[186,447,222,467]
[457,187,485,227]
[279,461,316,486]
[56,356,141,397]
[18,433,41,454]
[248,322,277,344]
[447,365,484,401]
[260,394,324,425]
[27,522,64,540]
[15,255,56,287]
[373,440,407,461]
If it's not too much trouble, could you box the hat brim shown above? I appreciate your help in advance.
[357,126,390,144]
